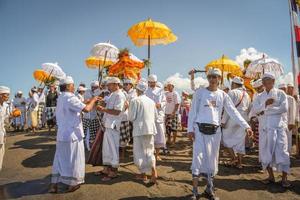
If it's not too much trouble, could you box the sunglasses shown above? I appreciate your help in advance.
[207,75,218,79]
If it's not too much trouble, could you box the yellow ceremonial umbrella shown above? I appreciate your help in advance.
[128,18,177,75]
[85,56,114,69]
[33,69,53,83]
[205,55,242,84]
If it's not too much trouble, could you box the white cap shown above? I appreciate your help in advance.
[60,76,74,85]
[232,76,244,85]
[166,80,175,86]
[17,91,23,94]
[278,83,287,89]
[262,72,275,80]
[251,79,263,88]
[136,81,148,92]
[207,68,222,76]
[148,74,157,82]
[90,80,99,87]
[123,78,133,84]
[182,90,189,95]
[107,77,121,84]
[287,83,294,87]
[156,82,163,88]
[31,87,38,92]
[0,86,10,94]
[77,86,87,92]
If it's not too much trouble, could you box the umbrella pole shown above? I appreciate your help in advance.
[99,50,108,84]
[148,35,151,76]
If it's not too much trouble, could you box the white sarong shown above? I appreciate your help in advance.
[192,128,222,176]
[133,135,156,173]
[51,139,85,186]
[102,128,120,168]
[260,127,290,173]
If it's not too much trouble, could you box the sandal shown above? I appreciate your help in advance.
[94,170,108,176]
[65,185,80,193]
[135,174,148,181]
[48,184,58,193]
[224,159,238,167]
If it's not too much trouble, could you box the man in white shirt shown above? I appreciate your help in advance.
[97,77,126,181]
[222,77,251,168]
[120,78,137,158]
[188,69,252,199]
[12,91,26,131]
[252,72,291,188]
[49,76,99,193]
[278,83,297,154]
[128,81,158,183]
[0,86,11,171]
[145,75,167,161]
[83,81,101,150]
[165,81,180,145]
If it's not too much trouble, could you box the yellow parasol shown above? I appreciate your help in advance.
[85,56,114,69]
[128,18,177,75]
[205,55,242,84]
[33,69,54,83]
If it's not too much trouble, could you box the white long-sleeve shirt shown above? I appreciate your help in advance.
[128,94,157,137]
[251,88,288,129]
[188,88,250,133]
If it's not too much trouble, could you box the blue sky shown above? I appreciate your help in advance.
[0,0,292,95]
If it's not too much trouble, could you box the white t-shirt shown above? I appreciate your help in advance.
[165,91,180,115]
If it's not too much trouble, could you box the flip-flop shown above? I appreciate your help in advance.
[65,185,80,193]
[101,175,118,182]
[261,178,275,185]
[48,185,58,194]
[135,174,148,181]
[94,170,108,176]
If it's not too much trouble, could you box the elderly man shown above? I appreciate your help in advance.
[49,76,99,193]
[12,91,26,131]
[128,81,158,183]
[145,74,166,160]
[222,77,251,168]
[83,80,101,150]
[120,78,137,158]
[278,83,297,154]
[97,77,126,181]
[0,86,11,171]
[188,69,252,200]
[252,72,290,188]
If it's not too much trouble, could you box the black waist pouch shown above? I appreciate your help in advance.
[197,123,219,135]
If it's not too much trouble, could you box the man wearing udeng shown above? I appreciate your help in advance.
[49,76,99,193]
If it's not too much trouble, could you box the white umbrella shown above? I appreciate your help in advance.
[245,55,284,79]
[90,42,119,82]
[90,42,119,62]
[41,62,66,80]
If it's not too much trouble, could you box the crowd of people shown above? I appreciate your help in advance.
[0,67,299,200]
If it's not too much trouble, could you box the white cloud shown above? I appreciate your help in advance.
[235,47,266,69]
[277,72,294,85]
[164,73,208,93]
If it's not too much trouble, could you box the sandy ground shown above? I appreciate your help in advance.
[0,130,299,200]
